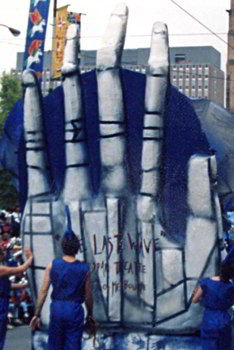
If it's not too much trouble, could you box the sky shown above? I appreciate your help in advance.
[0,0,231,75]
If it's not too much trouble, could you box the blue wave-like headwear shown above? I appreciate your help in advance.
[64,205,76,239]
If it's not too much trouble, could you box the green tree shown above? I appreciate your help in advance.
[0,169,19,210]
[0,71,22,134]
[0,71,22,210]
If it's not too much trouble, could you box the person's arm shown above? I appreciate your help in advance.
[11,281,28,290]
[0,249,32,277]
[84,271,93,317]
[30,262,52,330]
[192,285,203,303]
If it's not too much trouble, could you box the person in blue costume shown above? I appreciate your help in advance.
[192,250,234,350]
[30,211,93,350]
[0,247,33,350]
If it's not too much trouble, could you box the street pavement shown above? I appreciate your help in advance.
[3,324,234,349]
[4,325,32,350]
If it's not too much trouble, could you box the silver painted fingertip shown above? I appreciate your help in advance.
[62,24,79,74]
[96,3,128,68]
[111,3,129,17]
[152,22,168,36]
[147,21,169,75]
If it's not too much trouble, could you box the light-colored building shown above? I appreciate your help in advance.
[14,46,224,106]
[226,0,234,113]
[169,46,224,106]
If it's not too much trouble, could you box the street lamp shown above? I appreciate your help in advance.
[0,24,20,37]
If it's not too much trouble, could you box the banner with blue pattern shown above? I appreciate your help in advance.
[23,0,51,81]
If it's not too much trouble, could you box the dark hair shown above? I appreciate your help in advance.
[220,262,234,283]
[61,233,80,256]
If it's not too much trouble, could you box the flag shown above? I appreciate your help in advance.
[23,0,51,81]
[52,5,69,79]
[52,7,81,79]
[68,11,81,27]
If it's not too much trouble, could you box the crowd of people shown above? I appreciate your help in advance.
[0,209,33,330]
[0,208,20,238]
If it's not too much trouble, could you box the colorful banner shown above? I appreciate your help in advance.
[68,11,81,27]
[52,7,81,78]
[23,0,51,81]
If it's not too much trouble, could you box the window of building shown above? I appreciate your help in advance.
[198,91,202,98]
[175,53,186,63]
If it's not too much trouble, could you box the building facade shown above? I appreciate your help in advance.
[226,0,234,113]
[14,46,224,106]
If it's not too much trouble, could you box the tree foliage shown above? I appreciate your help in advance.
[0,169,19,210]
[0,71,22,135]
[0,71,21,210]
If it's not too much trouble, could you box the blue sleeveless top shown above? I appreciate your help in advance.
[200,278,234,332]
[0,275,11,300]
[0,275,11,320]
[200,278,234,311]
[50,258,89,303]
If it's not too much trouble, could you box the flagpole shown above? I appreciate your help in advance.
[50,0,57,90]
[54,0,57,19]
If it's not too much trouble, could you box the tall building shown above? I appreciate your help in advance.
[14,46,224,106]
[226,0,234,113]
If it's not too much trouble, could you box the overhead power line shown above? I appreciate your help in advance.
[0,32,229,45]
[170,0,233,50]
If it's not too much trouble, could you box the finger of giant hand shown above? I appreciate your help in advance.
[137,22,169,222]
[185,154,221,279]
[135,23,169,323]
[22,197,65,327]
[61,24,91,201]
[96,3,129,195]
[83,4,129,323]
[182,154,222,327]
[22,70,50,197]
